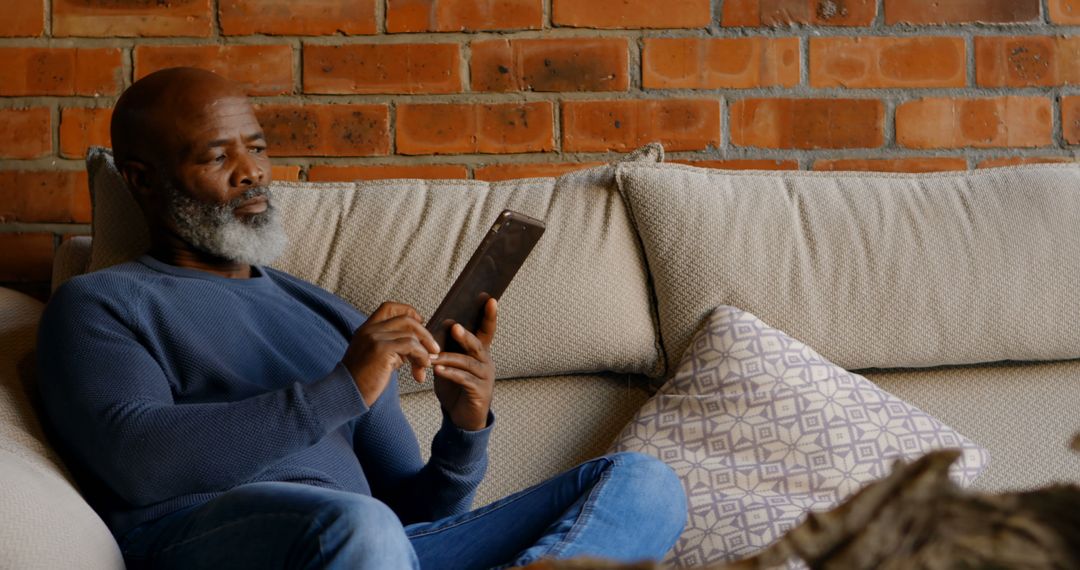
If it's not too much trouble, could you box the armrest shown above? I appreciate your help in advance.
[0,288,124,568]
[51,236,92,293]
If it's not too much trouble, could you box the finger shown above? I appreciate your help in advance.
[385,335,430,361]
[450,323,485,358]
[475,298,498,347]
[369,315,424,332]
[410,363,427,384]
[410,319,441,355]
[433,364,481,391]
[385,336,433,376]
[373,316,440,354]
[429,351,488,379]
[371,302,425,325]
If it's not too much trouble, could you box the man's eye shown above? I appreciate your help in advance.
[251,146,265,154]
[214,155,227,163]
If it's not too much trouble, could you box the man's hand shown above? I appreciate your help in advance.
[341,302,440,407]
[433,298,497,431]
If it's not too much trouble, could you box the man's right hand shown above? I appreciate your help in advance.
[341,302,440,407]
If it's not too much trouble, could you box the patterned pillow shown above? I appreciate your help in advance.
[609,306,989,568]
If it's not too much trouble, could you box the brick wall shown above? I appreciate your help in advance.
[1,0,1078,297]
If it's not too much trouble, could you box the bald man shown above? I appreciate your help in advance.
[36,68,686,570]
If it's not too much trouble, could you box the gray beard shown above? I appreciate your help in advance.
[163,181,288,267]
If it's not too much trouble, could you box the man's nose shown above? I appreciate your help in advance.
[232,152,265,188]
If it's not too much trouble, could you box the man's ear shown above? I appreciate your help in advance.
[117,159,156,207]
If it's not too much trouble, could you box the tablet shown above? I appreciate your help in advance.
[426,210,546,353]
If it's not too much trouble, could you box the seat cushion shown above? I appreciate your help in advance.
[865,359,1080,492]
[84,146,664,392]
[609,306,988,567]
[616,161,1080,374]
[0,287,124,569]
[400,373,653,507]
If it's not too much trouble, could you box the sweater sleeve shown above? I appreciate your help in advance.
[36,285,367,507]
[352,376,493,524]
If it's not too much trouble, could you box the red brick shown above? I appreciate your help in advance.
[673,159,799,170]
[885,0,1039,24]
[255,105,390,157]
[0,0,44,37]
[810,37,965,88]
[473,162,604,181]
[397,102,554,155]
[730,98,884,149]
[1050,0,1080,23]
[896,97,1053,149]
[60,107,112,159]
[722,0,876,26]
[387,0,542,32]
[472,38,629,92]
[976,36,1080,87]
[813,157,967,172]
[135,45,294,96]
[0,171,90,223]
[643,38,799,89]
[220,0,376,35]
[308,164,468,181]
[270,165,302,181]
[563,99,721,152]
[304,44,461,95]
[0,48,122,96]
[553,0,711,29]
[1064,97,1080,145]
[0,233,54,282]
[53,0,212,37]
[0,108,51,159]
[977,157,1075,168]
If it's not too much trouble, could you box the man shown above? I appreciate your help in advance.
[37,67,686,569]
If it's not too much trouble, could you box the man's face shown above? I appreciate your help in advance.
[156,95,286,266]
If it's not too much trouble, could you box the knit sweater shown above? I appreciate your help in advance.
[37,255,492,540]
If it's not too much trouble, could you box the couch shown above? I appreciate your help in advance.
[1,144,1077,568]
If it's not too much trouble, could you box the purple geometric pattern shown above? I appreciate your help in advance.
[610,306,989,568]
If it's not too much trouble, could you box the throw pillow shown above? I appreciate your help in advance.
[609,305,989,568]
[83,146,665,392]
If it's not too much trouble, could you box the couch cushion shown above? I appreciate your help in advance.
[0,289,61,471]
[52,235,92,293]
[865,359,1080,492]
[400,373,653,508]
[85,147,664,391]
[0,451,125,569]
[610,306,988,567]
[0,287,124,569]
[617,162,1080,374]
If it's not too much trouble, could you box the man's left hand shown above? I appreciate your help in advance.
[432,298,497,431]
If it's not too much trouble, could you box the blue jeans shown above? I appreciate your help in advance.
[119,452,686,569]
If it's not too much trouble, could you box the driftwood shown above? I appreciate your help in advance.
[517,435,1080,570]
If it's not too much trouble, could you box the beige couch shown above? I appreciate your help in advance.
[1,146,1078,568]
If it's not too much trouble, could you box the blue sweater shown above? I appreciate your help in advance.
[37,255,492,540]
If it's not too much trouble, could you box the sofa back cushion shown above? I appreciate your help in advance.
[86,148,663,391]
[616,162,1080,374]
[0,287,124,569]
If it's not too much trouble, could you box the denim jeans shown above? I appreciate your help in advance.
[119,451,687,569]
